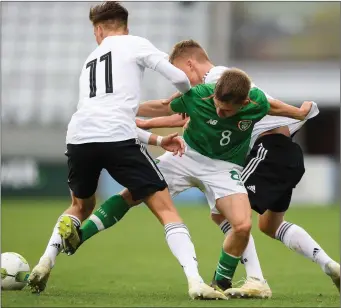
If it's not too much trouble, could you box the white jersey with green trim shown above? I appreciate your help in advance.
[204,66,319,149]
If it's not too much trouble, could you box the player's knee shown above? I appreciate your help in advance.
[233,219,252,238]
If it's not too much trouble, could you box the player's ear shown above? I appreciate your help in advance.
[94,25,102,45]
[99,25,104,38]
[187,59,193,69]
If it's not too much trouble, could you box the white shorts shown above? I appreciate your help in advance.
[156,143,247,214]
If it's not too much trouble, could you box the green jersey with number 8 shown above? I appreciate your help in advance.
[170,83,270,166]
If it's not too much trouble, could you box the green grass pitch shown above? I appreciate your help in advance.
[1,199,340,307]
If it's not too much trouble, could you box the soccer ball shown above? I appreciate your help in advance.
[1,252,30,290]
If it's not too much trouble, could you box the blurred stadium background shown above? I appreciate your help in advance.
[2,1,339,205]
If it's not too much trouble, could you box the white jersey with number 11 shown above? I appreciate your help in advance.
[66,35,190,145]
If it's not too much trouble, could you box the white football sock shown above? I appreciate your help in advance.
[276,221,334,272]
[165,223,203,283]
[220,220,265,281]
[41,214,81,267]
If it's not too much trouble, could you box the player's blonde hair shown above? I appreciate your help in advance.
[169,40,210,64]
[89,1,128,29]
[214,68,252,105]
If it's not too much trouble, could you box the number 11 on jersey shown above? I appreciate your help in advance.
[86,51,113,98]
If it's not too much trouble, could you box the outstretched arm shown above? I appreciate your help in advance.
[154,60,191,93]
[137,92,183,118]
[137,99,175,117]
[268,98,312,120]
[135,38,191,93]
[136,114,187,129]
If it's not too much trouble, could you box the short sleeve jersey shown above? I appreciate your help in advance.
[204,66,319,149]
[66,35,168,145]
[170,83,270,166]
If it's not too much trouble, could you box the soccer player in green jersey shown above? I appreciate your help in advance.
[60,67,312,295]
[136,68,312,292]
[137,40,339,297]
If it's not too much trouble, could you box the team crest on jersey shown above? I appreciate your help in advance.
[238,120,252,131]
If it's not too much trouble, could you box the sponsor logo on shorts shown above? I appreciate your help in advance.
[238,120,252,131]
[229,170,241,181]
[247,185,256,193]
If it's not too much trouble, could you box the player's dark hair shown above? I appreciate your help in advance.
[169,39,210,64]
[89,1,128,29]
[214,68,251,105]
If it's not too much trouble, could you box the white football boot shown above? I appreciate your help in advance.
[188,277,228,300]
[27,256,52,293]
[224,276,272,299]
[325,261,340,292]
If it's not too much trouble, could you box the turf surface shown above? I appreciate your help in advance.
[1,199,340,307]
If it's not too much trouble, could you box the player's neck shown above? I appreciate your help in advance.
[103,29,128,38]
[199,62,215,82]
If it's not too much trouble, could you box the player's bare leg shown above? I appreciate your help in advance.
[59,189,137,256]
[211,213,272,298]
[78,189,138,245]
[211,194,252,294]
[28,193,95,293]
[259,210,340,292]
[144,188,227,300]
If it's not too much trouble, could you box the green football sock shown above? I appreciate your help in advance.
[80,194,130,243]
[215,248,241,282]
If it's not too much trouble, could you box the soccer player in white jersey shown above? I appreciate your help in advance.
[136,40,340,297]
[27,3,226,300]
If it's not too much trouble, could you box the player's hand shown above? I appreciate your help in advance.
[161,92,182,105]
[160,92,187,118]
[161,132,185,156]
[136,118,150,129]
[299,101,313,120]
[180,112,189,120]
[183,118,190,130]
